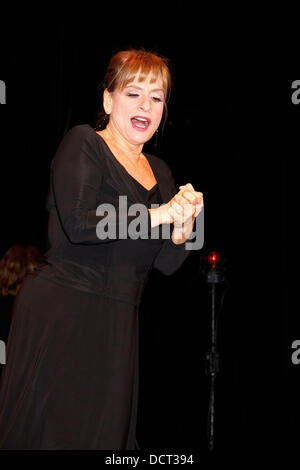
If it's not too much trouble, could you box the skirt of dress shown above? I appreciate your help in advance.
[0,273,139,450]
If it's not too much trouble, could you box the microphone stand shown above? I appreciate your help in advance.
[205,266,224,451]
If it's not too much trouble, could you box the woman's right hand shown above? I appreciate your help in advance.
[169,183,203,227]
[149,183,203,228]
[148,201,174,227]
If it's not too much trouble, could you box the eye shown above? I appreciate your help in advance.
[152,96,163,102]
[127,93,139,98]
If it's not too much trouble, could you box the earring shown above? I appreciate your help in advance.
[154,129,159,148]
[101,113,108,129]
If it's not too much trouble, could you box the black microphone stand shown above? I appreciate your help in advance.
[205,265,224,451]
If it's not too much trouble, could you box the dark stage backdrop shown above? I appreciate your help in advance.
[0,4,294,456]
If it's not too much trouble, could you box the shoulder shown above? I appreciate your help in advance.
[53,124,104,167]
[61,124,98,148]
[146,153,175,183]
[146,153,171,173]
[146,153,177,198]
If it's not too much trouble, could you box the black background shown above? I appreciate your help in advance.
[0,3,297,457]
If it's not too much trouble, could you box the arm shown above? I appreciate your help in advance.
[150,163,203,275]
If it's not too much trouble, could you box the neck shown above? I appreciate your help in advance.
[102,122,144,163]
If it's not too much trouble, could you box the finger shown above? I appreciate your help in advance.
[195,203,204,217]
[181,191,198,205]
[170,200,185,215]
[168,206,184,225]
[195,192,203,204]
[179,186,203,203]
[181,191,203,206]
[186,190,203,203]
[174,194,189,206]
[172,209,196,229]
[172,203,195,225]
[179,183,195,193]
[173,201,195,220]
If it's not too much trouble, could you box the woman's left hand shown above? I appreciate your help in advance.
[169,183,204,244]
[170,183,203,226]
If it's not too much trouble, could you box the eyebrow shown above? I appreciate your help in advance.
[125,85,164,93]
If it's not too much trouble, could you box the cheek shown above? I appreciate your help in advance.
[113,101,127,117]
[154,105,164,124]
[114,102,135,124]
[110,107,128,131]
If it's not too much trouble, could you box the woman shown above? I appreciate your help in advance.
[0,49,203,450]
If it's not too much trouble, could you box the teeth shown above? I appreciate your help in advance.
[133,117,148,122]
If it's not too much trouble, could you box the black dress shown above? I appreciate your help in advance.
[0,125,190,450]
[0,295,14,379]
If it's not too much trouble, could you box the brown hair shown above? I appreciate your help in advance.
[95,48,172,131]
[0,245,42,297]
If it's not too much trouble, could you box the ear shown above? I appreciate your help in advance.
[103,88,113,115]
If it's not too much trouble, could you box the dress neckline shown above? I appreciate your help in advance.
[93,129,158,192]
[132,178,158,194]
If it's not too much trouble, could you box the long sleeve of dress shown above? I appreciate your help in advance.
[151,159,192,275]
[152,237,191,275]
[51,126,152,244]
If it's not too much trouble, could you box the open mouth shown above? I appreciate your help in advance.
[130,116,151,131]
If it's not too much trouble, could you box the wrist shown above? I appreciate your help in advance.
[171,229,187,245]
[172,221,194,244]
[149,204,172,228]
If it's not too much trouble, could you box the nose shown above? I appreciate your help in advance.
[138,96,151,113]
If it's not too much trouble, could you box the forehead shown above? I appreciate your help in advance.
[131,70,163,86]
[126,76,164,92]
[118,68,165,94]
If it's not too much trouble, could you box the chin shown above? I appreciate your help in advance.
[130,133,152,145]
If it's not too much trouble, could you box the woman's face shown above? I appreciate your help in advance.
[104,72,165,146]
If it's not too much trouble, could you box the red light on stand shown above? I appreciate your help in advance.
[208,251,220,269]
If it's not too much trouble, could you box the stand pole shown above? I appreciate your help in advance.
[205,268,222,451]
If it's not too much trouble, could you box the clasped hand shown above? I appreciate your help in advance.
[166,183,204,228]
[149,183,203,244]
